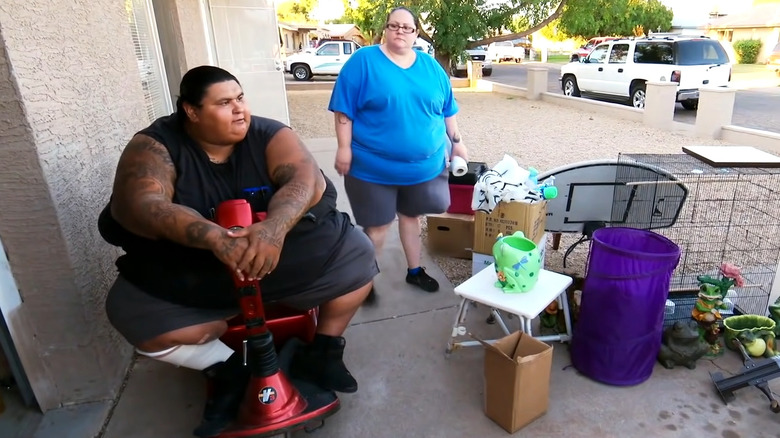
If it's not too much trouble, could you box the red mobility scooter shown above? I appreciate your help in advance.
[211,199,340,437]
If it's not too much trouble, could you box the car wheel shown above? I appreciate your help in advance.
[562,76,581,97]
[482,69,492,77]
[630,83,647,109]
[681,100,699,110]
[292,65,311,81]
[570,55,579,62]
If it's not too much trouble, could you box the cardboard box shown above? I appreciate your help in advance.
[479,331,553,433]
[474,201,547,255]
[472,233,548,276]
[426,213,474,259]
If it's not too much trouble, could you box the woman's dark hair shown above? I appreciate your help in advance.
[386,6,421,31]
[176,66,241,117]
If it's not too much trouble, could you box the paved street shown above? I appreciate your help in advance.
[488,63,780,134]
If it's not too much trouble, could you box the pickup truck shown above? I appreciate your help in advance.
[487,41,525,63]
[284,40,361,81]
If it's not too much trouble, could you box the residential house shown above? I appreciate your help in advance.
[0,0,289,416]
[278,21,320,55]
[706,0,780,63]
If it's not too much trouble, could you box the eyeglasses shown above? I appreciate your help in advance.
[385,23,417,34]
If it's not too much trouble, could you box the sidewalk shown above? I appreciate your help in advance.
[8,138,779,438]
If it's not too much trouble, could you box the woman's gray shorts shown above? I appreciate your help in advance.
[105,225,379,345]
[344,170,450,228]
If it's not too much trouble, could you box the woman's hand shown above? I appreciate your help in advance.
[226,221,285,281]
[451,141,469,162]
[335,147,352,176]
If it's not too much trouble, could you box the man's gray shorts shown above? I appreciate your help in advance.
[105,223,379,345]
[344,170,450,227]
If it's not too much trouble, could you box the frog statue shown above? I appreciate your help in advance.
[657,320,711,369]
[769,297,780,338]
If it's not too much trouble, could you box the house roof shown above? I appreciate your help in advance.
[277,21,319,32]
[322,24,359,37]
[707,3,780,28]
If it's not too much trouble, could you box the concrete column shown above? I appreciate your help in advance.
[468,60,483,88]
[0,0,146,411]
[527,67,548,100]
[695,87,737,139]
[541,47,548,63]
[643,81,677,129]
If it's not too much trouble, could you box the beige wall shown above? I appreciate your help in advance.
[0,0,148,411]
[713,27,780,63]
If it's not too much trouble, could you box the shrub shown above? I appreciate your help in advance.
[733,39,762,64]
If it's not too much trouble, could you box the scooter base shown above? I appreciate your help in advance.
[215,338,340,438]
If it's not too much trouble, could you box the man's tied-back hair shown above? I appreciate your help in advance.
[176,66,241,117]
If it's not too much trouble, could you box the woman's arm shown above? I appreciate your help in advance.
[333,112,353,176]
[445,115,469,161]
[110,134,227,251]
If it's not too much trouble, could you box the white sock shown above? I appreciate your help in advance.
[136,339,235,370]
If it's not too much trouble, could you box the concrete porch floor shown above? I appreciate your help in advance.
[3,138,780,438]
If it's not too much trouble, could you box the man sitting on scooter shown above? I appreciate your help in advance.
[98,65,377,437]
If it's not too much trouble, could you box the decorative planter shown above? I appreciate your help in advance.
[493,231,542,293]
[723,315,777,357]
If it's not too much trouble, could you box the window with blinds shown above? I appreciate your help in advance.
[125,0,173,123]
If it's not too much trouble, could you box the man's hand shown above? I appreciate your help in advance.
[226,221,285,281]
[335,147,352,176]
[209,229,251,275]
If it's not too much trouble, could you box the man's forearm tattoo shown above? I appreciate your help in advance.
[451,134,462,143]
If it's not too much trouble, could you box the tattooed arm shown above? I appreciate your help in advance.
[229,127,325,279]
[110,134,246,267]
[445,116,469,161]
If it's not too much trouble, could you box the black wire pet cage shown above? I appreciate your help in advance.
[611,152,780,324]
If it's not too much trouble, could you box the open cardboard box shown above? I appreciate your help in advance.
[471,331,553,433]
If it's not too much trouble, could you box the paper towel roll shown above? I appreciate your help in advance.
[451,156,468,177]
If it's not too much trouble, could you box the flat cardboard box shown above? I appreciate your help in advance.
[472,233,548,276]
[474,201,547,255]
[479,331,553,433]
[426,213,475,260]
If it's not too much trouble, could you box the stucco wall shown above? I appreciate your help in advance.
[0,0,147,410]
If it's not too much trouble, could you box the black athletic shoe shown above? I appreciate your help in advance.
[290,334,358,393]
[406,268,439,292]
[193,352,249,437]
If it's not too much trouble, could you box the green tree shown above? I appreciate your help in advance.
[277,0,319,22]
[557,0,672,38]
[339,0,568,72]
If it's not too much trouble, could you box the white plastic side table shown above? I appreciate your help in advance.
[446,263,574,354]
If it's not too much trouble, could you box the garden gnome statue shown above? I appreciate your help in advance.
[692,263,744,357]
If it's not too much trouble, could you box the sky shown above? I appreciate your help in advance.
[659,0,755,27]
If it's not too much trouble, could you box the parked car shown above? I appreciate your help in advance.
[453,47,493,77]
[768,42,780,76]
[284,40,361,81]
[570,36,620,62]
[559,35,732,110]
[487,41,525,63]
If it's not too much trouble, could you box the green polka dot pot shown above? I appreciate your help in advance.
[492,231,541,293]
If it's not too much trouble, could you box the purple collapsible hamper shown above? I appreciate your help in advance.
[570,227,680,386]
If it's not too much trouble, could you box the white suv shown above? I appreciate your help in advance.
[559,36,732,110]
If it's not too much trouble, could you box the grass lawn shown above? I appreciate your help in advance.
[544,54,571,64]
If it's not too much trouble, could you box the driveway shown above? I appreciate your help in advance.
[489,63,780,134]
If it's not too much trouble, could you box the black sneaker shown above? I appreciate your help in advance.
[406,268,439,292]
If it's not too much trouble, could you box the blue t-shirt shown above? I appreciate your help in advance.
[328,45,459,185]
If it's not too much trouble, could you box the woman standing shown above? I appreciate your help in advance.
[328,7,469,295]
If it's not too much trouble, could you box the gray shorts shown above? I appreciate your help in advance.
[344,170,450,228]
[105,224,379,345]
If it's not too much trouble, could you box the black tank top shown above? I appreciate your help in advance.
[98,114,344,308]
